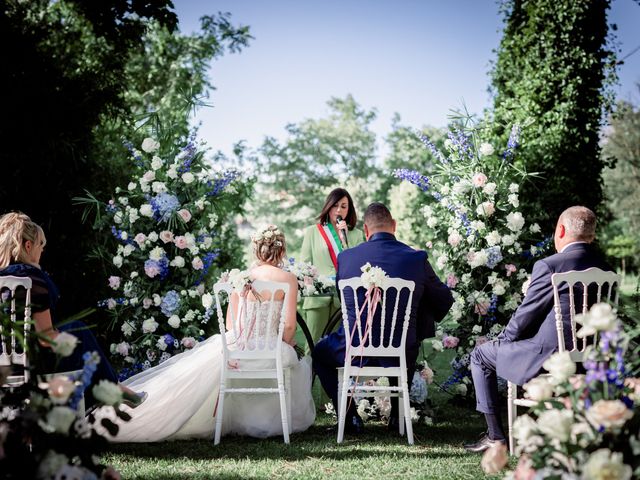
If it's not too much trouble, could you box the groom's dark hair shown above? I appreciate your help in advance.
[363,202,393,230]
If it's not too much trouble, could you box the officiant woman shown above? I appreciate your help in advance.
[299,188,364,350]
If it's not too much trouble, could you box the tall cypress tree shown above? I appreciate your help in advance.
[490,0,618,232]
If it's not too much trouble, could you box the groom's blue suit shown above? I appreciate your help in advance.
[312,232,454,413]
[471,242,611,414]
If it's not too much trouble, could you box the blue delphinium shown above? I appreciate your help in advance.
[503,124,521,162]
[150,193,181,222]
[415,130,448,164]
[206,170,241,197]
[68,351,100,411]
[160,290,181,317]
[393,168,430,192]
[194,250,220,286]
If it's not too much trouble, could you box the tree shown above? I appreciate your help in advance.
[601,94,640,273]
[250,95,379,256]
[490,0,618,233]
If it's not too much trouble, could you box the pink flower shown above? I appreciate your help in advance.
[174,236,189,249]
[481,442,508,474]
[191,257,204,270]
[514,455,536,480]
[420,366,434,384]
[134,233,146,246]
[425,241,433,249]
[303,276,314,286]
[181,337,197,349]
[472,172,488,187]
[505,264,517,276]
[115,342,129,356]
[145,263,161,278]
[159,230,174,243]
[476,336,489,346]
[442,335,459,348]
[142,171,155,183]
[108,276,121,289]
[142,298,153,309]
[474,301,490,316]
[107,298,117,310]
[446,273,458,288]
[178,209,192,223]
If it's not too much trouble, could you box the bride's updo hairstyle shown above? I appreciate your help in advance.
[251,225,286,267]
[0,212,46,269]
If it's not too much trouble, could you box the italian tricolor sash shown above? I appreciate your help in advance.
[316,223,343,270]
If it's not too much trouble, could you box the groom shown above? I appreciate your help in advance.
[312,202,453,432]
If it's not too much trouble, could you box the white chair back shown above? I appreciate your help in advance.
[212,279,293,444]
[0,276,33,386]
[338,276,415,360]
[551,267,620,359]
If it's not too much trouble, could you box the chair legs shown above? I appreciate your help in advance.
[400,373,414,445]
[337,370,350,444]
[507,381,516,455]
[213,382,226,445]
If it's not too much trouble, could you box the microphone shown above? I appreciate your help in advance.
[336,215,349,248]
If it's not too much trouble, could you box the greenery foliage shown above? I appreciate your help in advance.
[490,0,618,233]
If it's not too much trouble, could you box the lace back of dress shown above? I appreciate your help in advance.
[234,299,284,351]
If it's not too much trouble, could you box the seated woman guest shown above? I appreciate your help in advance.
[0,212,144,408]
[299,188,364,349]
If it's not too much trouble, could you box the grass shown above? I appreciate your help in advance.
[103,344,514,479]
[103,405,512,479]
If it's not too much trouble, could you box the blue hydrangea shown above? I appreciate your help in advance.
[144,256,169,280]
[151,193,180,222]
[409,372,428,404]
[485,246,503,269]
[160,290,181,317]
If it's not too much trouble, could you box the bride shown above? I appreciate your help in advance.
[102,225,316,442]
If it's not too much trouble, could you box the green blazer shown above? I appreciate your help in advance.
[299,224,365,309]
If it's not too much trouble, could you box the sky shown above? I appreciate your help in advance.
[172,0,640,158]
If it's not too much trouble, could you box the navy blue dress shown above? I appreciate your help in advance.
[0,263,118,398]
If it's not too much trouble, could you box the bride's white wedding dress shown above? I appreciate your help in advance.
[102,300,316,442]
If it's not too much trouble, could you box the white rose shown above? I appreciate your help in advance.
[476,201,495,217]
[151,156,163,170]
[522,376,554,401]
[127,182,137,191]
[431,339,444,352]
[426,217,438,228]
[170,256,185,268]
[536,408,573,442]
[181,172,195,184]
[140,204,154,217]
[501,234,516,246]
[482,182,497,195]
[92,380,123,406]
[142,317,159,333]
[509,183,519,193]
[506,211,525,232]
[582,449,632,480]
[529,223,541,233]
[167,165,178,179]
[576,303,618,338]
[141,137,160,153]
[478,143,495,157]
[485,231,501,246]
[152,181,167,194]
[51,332,78,357]
[586,400,634,431]
[472,325,482,334]
[141,170,156,184]
[121,322,134,337]
[542,351,576,384]
[43,375,76,405]
[45,406,76,434]
[201,293,214,309]
[508,193,520,208]
[148,231,159,242]
[178,209,192,223]
[168,315,181,329]
[149,246,165,261]
[192,257,204,270]
[448,231,463,247]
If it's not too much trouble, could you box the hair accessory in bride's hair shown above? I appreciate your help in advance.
[250,224,282,244]
[251,225,286,266]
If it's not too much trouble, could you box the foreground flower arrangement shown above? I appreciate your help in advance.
[82,134,248,378]
[483,303,640,479]
[393,117,546,392]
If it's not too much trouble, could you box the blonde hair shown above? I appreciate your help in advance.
[559,206,597,242]
[0,212,46,268]
[251,225,286,266]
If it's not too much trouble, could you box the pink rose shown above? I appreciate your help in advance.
[475,336,489,347]
[303,276,314,286]
[420,366,434,384]
[145,263,161,278]
[442,335,459,349]
[191,257,204,270]
[474,301,490,316]
[446,273,458,288]
[108,276,121,289]
[181,337,196,349]
[159,230,174,243]
[45,376,76,404]
[142,298,153,309]
[142,171,155,183]
[115,342,129,356]
[505,264,517,276]
[472,172,488,187]
[174,236,189,249]
[107,298,117,310]
[481,442,508,474]
[134,233,146,246]
[514,455,536,480]
[178,209,192,223]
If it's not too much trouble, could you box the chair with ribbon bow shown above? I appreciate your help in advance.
[212,279,293,445]
[336,276,416,444]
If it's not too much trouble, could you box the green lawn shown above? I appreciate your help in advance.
[103,405,511,480]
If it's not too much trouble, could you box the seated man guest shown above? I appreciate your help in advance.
[464,206,612,452]
[312,202,453,433]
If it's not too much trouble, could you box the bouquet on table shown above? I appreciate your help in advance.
[285,259,335,298]
[393,115,547,394]
[482,303,640,478]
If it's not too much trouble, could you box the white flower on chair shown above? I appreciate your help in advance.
[51,332,78,358]
[360,262,388,289]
